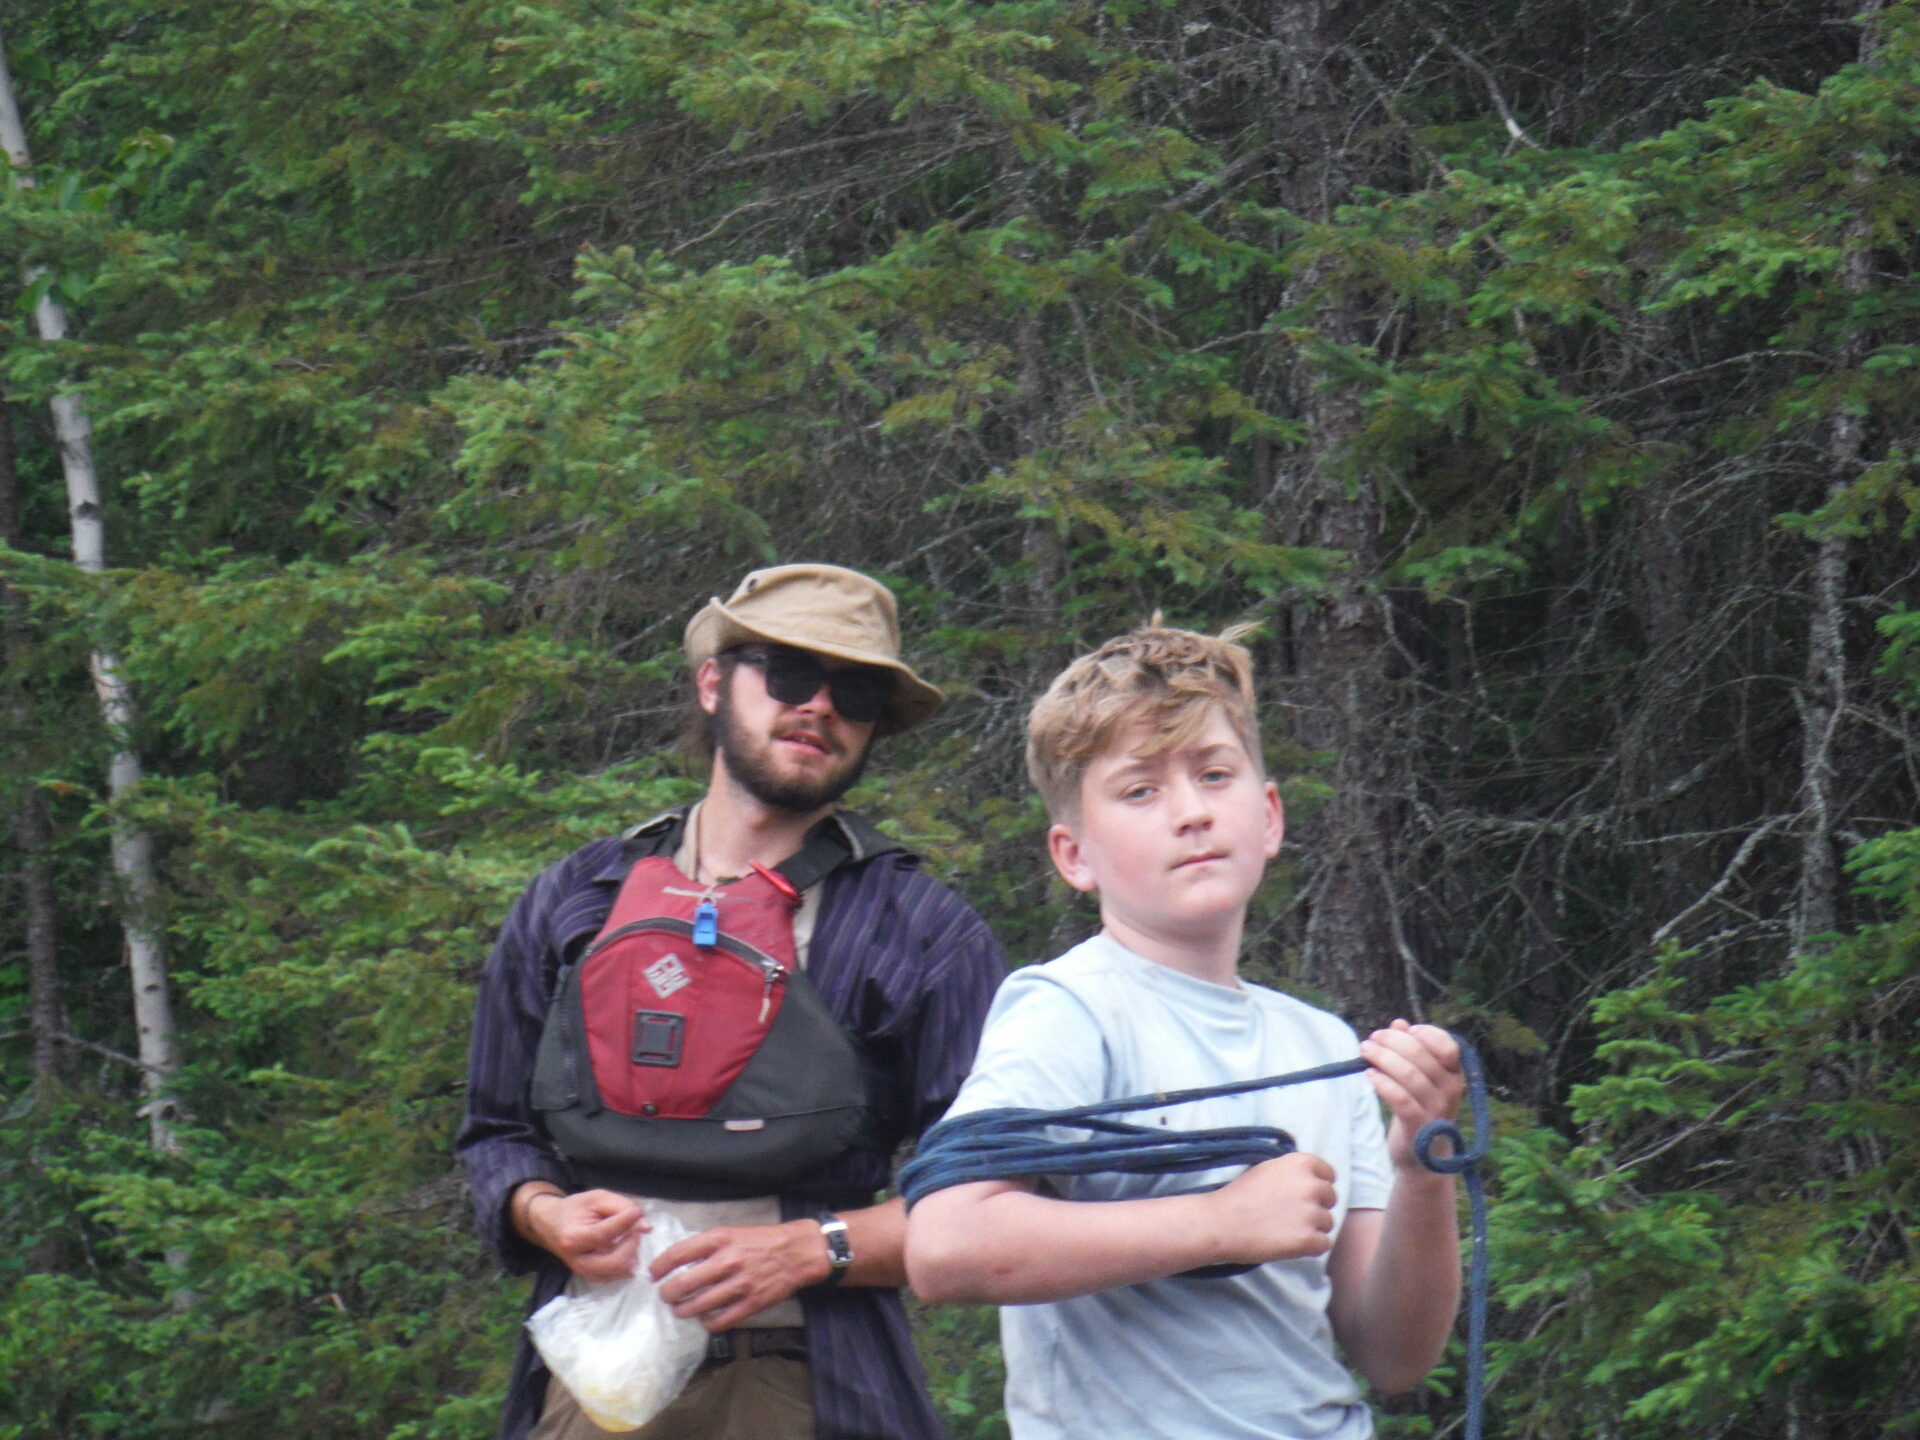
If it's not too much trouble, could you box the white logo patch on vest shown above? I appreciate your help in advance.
[645,954,691,999]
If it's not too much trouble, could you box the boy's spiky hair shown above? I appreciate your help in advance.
[1026,621,1263,821]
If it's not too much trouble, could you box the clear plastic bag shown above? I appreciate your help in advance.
[526,1212,710,1433]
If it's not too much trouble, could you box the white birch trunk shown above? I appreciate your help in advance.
[0,26,179,1151]
[1793,4,1883,955]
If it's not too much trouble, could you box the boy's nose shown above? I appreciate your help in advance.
[1169,776,1213,830]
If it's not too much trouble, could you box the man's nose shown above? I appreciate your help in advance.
[789,677,837,721]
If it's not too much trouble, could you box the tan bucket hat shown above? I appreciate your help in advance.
[684,564,945,735]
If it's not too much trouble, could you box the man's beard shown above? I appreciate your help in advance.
[713,687,873,813]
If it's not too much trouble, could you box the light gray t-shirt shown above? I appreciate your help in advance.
[943,933,1393,1440]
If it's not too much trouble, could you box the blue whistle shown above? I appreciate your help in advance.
[693,898,719,948]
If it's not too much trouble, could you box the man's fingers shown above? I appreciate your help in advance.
[660,1259,763,1326]
[669,1272,750,1321]
[565,1222,642,1281]
[576,1188,646,1221]
[648,1228,724,1282]
[681,1279,767,1332]
[655,1256,716,1305]
[542,1190,646,1261]
[576,1209,643,1250]
[576,1247,639,1283]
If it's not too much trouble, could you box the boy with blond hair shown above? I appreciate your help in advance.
[906,625,1464,1440]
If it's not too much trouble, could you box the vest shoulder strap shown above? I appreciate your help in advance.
[611,805,908,891]
[618,806,689,866]
[774,810,906,893]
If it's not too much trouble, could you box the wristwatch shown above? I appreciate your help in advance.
[815,1212,853,1285]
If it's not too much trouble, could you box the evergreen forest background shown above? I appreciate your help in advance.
[3,0,1918,1435]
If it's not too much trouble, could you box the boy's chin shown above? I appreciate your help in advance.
[1108,901,1250,943]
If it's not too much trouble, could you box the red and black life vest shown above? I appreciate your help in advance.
[530,812,899,1199]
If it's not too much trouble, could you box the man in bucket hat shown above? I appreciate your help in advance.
[458,565,1006,1440]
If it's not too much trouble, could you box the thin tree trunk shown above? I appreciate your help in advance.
[0,403,68,1086]
[0,27,178,1148]
[1795,467,1848,954]
[1793,3,1881,954]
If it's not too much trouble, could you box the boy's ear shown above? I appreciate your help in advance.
[1047,822,1100,893]
[1263,780,1284,860]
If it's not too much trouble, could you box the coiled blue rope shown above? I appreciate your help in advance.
[900,1035,1492,1440]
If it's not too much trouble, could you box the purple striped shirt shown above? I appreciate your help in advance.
[455,809,1006,1440]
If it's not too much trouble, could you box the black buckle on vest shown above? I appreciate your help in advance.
[632,1010,684,1067]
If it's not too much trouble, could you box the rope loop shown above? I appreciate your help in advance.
[1410,1036,1491,1176]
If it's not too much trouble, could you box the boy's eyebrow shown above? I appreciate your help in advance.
[1103,754,1158,780]
[1109,740,1243,776]
[1157,741,1244,765]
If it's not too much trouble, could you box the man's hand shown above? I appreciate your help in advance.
[514,1184,648,1283]
[649,1219,830,1332]
[1360,1020,1465,1173]
[1205,1151,1339,1266]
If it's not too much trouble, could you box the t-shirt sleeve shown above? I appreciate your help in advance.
[1342,1069,1394,1212]
[942,967,1110,1121]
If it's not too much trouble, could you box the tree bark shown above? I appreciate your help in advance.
[0,28,178,1147]
[1263,0,1410,1024]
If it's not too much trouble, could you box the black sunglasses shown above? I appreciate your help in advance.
[732,646,895,725]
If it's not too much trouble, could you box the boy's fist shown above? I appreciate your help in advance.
[1208,1151,1338,1265]
[1360,1020,1466,1172]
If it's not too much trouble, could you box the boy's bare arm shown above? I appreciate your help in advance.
[1327,1022,1466,1395]
[906,1151,1337,1305]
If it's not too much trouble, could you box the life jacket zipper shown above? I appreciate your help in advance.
[584,915,790,997]
[760,964,788,1023]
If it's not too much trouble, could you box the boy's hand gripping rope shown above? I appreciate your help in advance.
[899,1036,1493,1440]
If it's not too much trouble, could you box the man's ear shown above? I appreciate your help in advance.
[1047,822,1099,894]
[694,656,726,716]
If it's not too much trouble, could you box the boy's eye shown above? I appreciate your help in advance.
[1121,783,1156,802]
[1199,767,1233,785]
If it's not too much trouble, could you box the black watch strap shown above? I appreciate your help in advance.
[815,1211,853,1285]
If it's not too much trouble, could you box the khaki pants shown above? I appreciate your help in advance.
[532,1353,814,1440]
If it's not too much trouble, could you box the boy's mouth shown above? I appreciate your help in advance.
[1174,851,1226,869]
